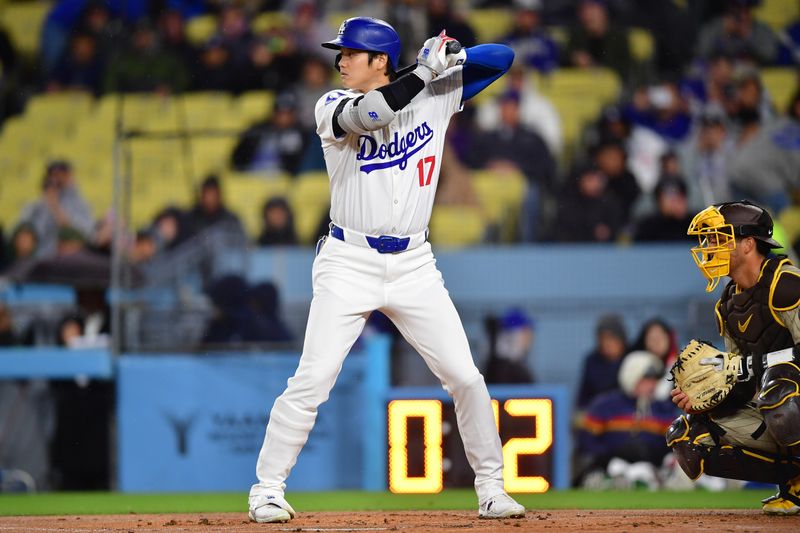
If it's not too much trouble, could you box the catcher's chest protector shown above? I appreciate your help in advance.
[719,256,794,358]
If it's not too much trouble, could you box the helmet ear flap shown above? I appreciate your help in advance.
[334,53,341,72]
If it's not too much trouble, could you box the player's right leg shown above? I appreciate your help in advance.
[249,237,381,523]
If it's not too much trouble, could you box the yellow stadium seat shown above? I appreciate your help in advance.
[754,0,798,31]
[428,206,485,247]
[548,26,568,48]
[761,67,798,114]
[467,9,512,44]
[185,14,217,46]
[471,168,527,240]
[629,27,654,63]
[180,92,234,131]
[253,11,290,33]
[290,171,331,244]
[538,68,621,103]
[236,90,275,125]
[222,172,292,238]
[189,136,237,178]
[0,1,50,56]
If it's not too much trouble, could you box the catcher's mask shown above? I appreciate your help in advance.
[687,200,781,292]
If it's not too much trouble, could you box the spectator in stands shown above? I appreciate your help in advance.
[231,92,308,176]
[56,314,84,348]
[293,55,334,130]
[150,206,191,252]
[0,302,16,346]
[434,143,481,209]
[103,19,188,94]
[48,31,105,95]
[128,229,156,264]
[193,36,242,93]
[157,8,195,66]
[680,51,736,116]
[257,197,297,246]
[18,161,94,260]
[633,174,694,242]
[565,0,632,78]
[79,0,122,64]
[554,161,624,243]
[575,351,678,488]
[483,308,536,384]
[576,313,628,409]
[729,66,774,126]
[2,223,38,273]
[728,89,800,213]
[679,104,735,208]
[475,66,563,158]
[288,1,331,56]
[629,316,678,401]
[467,90,556,241]
[624,82,693,143]
[244,28,301,93]
[425,0,476,49]
[777,14,800,65]
[697,0,779,66]
[248,281,293,343]
[502,0,559,74]
[591,139,640,223]
[185,175,245,236]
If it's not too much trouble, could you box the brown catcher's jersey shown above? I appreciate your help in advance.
[714,255,800,408]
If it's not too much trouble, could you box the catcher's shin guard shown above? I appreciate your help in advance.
[666,414,800,483]
[758,362,800,448]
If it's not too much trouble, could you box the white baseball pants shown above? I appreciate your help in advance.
[250,236,505,501]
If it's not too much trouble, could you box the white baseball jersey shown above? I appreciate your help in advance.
[251,64,508,512]
[314,68,464,237]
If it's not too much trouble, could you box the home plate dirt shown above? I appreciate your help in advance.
[0,509,798,532]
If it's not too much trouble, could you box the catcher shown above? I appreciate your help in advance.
[668,200,800,515]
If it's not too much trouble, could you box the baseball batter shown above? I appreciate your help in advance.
[248,17,523,523]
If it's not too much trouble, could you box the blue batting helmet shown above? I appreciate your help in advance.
[322,17,401,70]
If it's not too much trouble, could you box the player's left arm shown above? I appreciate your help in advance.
[459,44,515,101]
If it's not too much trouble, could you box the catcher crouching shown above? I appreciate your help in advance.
[669,200,800,515]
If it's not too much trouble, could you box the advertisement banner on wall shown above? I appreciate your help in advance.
[117,352,367,492]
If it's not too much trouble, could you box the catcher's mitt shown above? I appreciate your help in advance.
[671,339,742,412]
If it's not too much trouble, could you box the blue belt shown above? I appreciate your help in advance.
[330,224,411,254]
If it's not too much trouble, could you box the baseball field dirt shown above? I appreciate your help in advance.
[1,509,798,532]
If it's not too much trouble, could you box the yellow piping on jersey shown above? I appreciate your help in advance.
[690,459,705,481]
[742,449,776,463]
[771,268,800,312]
[692,432,711,445]
[768,258,793,327]
[666,415,690,447]
[758,375,800,410]
[715,300,724,336]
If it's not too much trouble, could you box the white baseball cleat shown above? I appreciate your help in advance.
[478,492,526,519]
[248,494,296,523]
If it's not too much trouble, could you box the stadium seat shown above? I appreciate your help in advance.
[471,168,527,240]
[179,92,234,131]
[0,1,50,56]
[754,0,797,31]
[222,172,292,238]
[236,90,275,125]
[189,136,237,178]
[185,14,217,46]
[537,68,621,103]
[629,27,654,64]
[290,171,331,244]
[467,9,513,44]
[761,67,798,114]
[25,92,93,121]
[253,11,290,33]
[428,206,485,247]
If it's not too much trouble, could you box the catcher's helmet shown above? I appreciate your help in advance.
[687,200,781,292]
[322,17,401,70]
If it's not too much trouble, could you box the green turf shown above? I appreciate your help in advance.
[0,489,776,516]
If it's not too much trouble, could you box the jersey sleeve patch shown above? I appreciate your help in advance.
[771,268,800,311]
